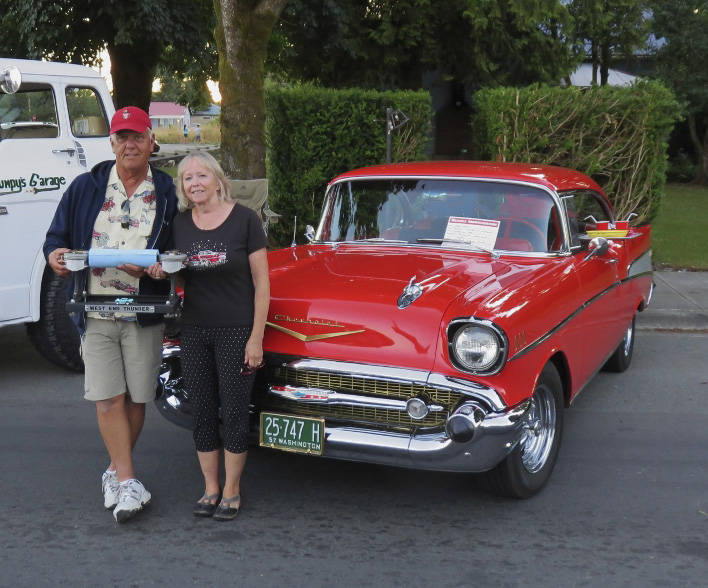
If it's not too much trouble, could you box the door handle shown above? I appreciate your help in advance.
[52,148,76,155]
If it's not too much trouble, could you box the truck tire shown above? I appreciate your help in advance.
[26,269,83,372]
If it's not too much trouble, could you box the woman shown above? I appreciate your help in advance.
[151,152,269,520]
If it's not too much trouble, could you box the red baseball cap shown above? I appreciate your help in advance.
[110,106,152,134]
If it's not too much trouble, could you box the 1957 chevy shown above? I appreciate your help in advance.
[157,161,652,498]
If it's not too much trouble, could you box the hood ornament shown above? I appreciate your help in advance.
[398,276,424,309]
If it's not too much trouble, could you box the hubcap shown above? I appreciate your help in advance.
[622,322,634,357]
[520,385,556,474]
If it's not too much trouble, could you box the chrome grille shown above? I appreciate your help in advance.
[264,365,466,431]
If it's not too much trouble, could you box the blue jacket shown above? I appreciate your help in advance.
[44,160,179,331]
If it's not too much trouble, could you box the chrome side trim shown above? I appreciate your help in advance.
[509,246,653,362]
[627,248,652,278]
[268,384,444,413]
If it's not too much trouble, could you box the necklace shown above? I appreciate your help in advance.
[192,203,234,230]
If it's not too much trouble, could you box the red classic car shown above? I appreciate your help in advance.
[156,161,653,498]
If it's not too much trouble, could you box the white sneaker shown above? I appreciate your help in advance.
[102,470,120,510]
[113,478,151,523]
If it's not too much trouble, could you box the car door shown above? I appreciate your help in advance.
[562,190,626,385]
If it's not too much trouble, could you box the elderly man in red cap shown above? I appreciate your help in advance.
[44,106,178,523]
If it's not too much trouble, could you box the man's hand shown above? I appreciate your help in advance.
[117,263,146,279]
[48,248,71,277]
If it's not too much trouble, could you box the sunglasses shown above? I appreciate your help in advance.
[121,199,130,229]
[240,362,264,376]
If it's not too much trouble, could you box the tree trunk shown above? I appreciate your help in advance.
[687,114,708,185]
[600,41,610,86]
[591,41,599,85]
[214,0,288,180]
[108,43,162,111]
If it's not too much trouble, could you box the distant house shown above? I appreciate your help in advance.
[149,102,190,129]
[191,103,221,126]
[566,63,637,87]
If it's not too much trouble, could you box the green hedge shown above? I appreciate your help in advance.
[472,81,680,222]
[265,83,431,246]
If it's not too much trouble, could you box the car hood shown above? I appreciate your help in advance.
[265,244,543,371]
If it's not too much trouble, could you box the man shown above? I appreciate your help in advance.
[44,106,178,523]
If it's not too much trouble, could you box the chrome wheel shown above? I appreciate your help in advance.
[621,322,634,357]
[520,384,557,474]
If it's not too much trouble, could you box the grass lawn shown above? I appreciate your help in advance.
[651,183,708,270]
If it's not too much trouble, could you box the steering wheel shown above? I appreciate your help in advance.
[498,217,547,250]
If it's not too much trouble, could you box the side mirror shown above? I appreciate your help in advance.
[584,236,609,261]
[0,66,21,94]
[304,225,315,242]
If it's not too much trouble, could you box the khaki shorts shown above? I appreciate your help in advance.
[81,318,165,403]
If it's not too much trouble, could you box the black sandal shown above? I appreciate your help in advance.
[213,494,241,521]
[193,491,221,517]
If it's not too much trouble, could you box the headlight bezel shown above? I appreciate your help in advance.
[447,317,508,375]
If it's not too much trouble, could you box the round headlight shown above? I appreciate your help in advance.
[451,324,501,372]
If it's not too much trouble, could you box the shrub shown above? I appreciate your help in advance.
[266,83,431,246]
[472,81,680,222]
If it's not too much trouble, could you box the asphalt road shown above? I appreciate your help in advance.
[1,324,706,587]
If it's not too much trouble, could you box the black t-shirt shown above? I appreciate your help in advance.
[174,204,268,327]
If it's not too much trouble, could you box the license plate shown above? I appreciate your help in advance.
[85,304,155,313]
[259,412,324,455]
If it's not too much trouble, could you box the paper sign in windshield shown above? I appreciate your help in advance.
[443,217,500,250]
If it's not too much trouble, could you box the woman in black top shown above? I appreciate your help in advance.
[151,152,269,520]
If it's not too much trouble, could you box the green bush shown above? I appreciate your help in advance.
[472,81,680,222]
[266,83,431,246]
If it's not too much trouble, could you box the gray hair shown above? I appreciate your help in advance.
[175,151,233,212]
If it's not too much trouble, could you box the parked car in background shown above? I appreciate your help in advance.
[157,161,653,498]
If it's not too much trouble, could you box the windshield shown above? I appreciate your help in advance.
[318,179,563,253]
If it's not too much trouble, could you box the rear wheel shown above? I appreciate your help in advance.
[26,269,83,372]
[602,315,635,373]
[484,362,563,498]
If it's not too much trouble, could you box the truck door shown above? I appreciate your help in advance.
[0,82,112,324]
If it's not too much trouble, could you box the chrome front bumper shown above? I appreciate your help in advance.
[155,354,530,473]
[301,402,529,473]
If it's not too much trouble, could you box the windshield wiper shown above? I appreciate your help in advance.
[360,237,408,243]
[415,238,497,257]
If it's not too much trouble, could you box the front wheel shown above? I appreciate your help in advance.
[484,362,564,498]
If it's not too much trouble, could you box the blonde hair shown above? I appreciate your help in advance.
[176,152,233,211]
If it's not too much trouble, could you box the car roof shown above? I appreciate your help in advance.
[0,57,103,80]
[330,160,605,194]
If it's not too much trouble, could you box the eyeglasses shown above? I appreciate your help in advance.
[114,132,150,144]
[240,362,264,376]
[121,199,130,229]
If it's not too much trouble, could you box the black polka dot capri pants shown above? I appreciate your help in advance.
[181,324,255,454]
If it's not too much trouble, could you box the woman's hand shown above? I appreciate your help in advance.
[117,262,147,278]
[244,337,263,369]
[145,262,167,280]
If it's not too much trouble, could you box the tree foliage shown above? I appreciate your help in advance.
[569,0,649,85]
[0,0,215,110]
[650,0,708,184]
[268,0,580,91]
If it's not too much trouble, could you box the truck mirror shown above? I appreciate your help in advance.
[0,66,21,94]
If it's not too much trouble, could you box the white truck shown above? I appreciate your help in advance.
[0,58,116,370]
